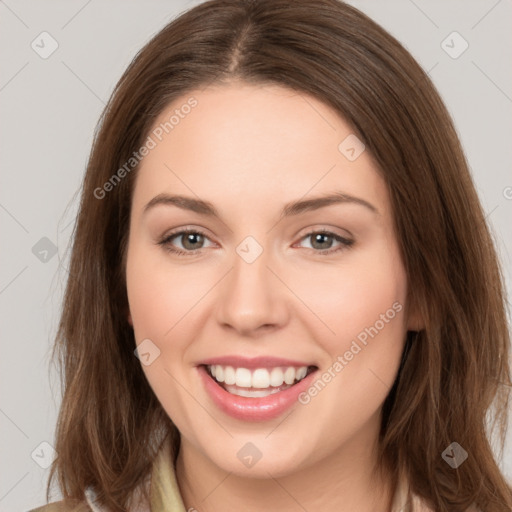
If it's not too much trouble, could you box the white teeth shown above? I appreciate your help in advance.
[284,367,295,385]
[208,364,310,389]
[252,368,270,388]
[235,368,252,387]
[296,366,307,380]
[224,366,236,385]
[269,367,284,387]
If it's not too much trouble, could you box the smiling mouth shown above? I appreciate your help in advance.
[202,364,318,398]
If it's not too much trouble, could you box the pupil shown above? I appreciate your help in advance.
[312,233,332,250]
[183,233,203,250]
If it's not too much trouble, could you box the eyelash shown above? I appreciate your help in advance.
[157,228,354,256]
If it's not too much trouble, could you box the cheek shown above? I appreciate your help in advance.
[126,243,206,340]
[289,243,408,356]
[125,241,224,401]
[290,245,408,450]
[125,244,201,420]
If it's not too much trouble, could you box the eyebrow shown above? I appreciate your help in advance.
[143,191,379,218]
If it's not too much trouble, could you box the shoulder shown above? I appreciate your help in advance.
[28,500,91,512]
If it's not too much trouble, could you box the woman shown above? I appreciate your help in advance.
[31,0,512,511]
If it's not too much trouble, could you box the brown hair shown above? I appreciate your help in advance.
[47,0,512,510]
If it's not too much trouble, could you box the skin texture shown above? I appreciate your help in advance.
[125,81,423,512]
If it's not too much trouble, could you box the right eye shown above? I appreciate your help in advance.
[158,228,215,255]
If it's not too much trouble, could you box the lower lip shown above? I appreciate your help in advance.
[197,365,317,422]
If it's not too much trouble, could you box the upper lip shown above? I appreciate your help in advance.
[198,356,317,369]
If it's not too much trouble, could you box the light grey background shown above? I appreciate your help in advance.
[1,0,511,510]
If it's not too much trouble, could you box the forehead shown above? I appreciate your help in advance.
[132,81,388,218]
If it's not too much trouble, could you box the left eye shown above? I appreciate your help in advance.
[295,230,354,254]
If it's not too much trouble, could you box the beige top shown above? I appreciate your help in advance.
[29,437,440,512]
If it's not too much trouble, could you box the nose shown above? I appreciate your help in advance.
[215,244,290,337]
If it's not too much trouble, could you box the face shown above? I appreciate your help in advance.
[125,81,419,478]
